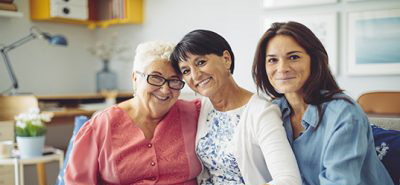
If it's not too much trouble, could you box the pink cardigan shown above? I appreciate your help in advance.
[65,100,202,185]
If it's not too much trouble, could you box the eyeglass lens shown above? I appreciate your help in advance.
[147,75,184,90]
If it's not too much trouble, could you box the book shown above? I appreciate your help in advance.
[0,0,14,4]
[0,2,17,11]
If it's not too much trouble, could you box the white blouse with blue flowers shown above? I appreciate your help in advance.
[197,107,245,185]
[195,95,301,185]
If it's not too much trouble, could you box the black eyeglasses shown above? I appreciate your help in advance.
[136,71,185,90]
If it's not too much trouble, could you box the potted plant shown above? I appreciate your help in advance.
[15,108,52,158]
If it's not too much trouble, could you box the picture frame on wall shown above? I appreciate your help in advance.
[347,9,400,75]
[263,0,337,9]
[264,13,338,75]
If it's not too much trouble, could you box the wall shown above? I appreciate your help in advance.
[94,0,400,99]
[262,0,400,98]
[95,0,263,96]
[0,0,97,95]
[1,0,400,99]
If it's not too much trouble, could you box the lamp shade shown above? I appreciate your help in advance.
[41,33,68,46]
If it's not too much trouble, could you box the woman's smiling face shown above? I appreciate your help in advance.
[265,35,311,95]
[178,51,232,98]
[134,59,181,116]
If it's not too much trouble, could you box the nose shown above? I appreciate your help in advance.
[159,82,172,93]
[191,67,201,81]
[276,60,290,73]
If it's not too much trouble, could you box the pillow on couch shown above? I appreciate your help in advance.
[372,124,400,185]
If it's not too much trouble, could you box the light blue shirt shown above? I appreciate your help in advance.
[273,93,394,185]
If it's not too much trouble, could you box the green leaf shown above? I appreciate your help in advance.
[16,127,28,137]
[16,122,46,137]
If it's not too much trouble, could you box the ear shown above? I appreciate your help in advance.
[131,71,138,93]
[131,71,137,82]
[222,50,232,70]
[131,71,139,88]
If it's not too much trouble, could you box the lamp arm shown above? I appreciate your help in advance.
[0,32,36,92]
[0,48,18,90]
[2,33,36,52]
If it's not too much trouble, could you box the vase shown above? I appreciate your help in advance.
[16,136,45,159]
[96,59,117,92]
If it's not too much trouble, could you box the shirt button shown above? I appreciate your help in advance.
[150,177,156,181]
[150,161,156,166]
[147,143,152,148]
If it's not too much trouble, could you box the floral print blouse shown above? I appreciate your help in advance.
[196,107,245,185]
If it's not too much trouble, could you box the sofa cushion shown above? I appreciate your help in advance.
[369,116,400,131]
[372,125,400,185]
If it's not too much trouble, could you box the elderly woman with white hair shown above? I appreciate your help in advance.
[65,41,202,185]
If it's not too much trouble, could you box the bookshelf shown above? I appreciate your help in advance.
[0,10,22,18]
[30,0,143,29]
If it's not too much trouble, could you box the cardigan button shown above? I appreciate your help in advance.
[150,161,156,166]
[147,143,152,148]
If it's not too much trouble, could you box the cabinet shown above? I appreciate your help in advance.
[30,0,143,29]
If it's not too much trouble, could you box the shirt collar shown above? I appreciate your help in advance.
[273,96,320,128]
[302,104,319,128]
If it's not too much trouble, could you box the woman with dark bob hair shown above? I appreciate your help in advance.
[170,29,301,185]
[252,21,394,185]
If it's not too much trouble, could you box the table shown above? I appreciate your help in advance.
[0,147,64,185]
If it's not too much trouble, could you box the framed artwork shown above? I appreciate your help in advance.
[345,0,371,2]
[347,9,400,75]
[264,13,338,75]
[263,0,337,9]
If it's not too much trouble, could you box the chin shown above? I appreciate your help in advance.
[196,88,215,98]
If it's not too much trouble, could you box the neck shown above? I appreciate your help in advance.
[285,92,307,116]
[209,78,253,112]
[130,98,164,125]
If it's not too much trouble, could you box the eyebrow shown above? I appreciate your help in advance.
[149,71,179,79]
[266,50,303,57]
[183,55,205,63]
[287,51,303,55]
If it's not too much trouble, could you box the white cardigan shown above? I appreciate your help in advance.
[196,94,301,185]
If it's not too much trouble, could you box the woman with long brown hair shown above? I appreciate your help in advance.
[252,21,393,185]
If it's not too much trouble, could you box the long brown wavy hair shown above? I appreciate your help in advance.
[252,21,347,127]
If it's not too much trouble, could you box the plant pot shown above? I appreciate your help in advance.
[16,136,45,159]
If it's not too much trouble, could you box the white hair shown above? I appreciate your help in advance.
[132,41,176,72]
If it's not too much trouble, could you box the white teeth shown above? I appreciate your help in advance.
[154,94,169,101]
[198,78,211,87]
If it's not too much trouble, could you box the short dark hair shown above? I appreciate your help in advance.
[252,21,342,105]
[170,29,235,75]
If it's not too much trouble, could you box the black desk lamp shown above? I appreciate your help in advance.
[0,26,68,95]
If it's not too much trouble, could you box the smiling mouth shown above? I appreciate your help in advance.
[276,77,295,81]
[153,94,170,101]
[196,77,211,88]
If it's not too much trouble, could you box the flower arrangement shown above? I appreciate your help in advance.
[15,108,53,137]
[87,32,131,61]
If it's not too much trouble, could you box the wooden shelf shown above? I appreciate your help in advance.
[0,10,22,18]
[36,92,133,121]
[30,0,143,29]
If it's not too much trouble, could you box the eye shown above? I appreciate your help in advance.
[149,75,165,83]
[196,60,206,66]
[181,68,190,75]
[267,57,278,64]
[289,55,300,60]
